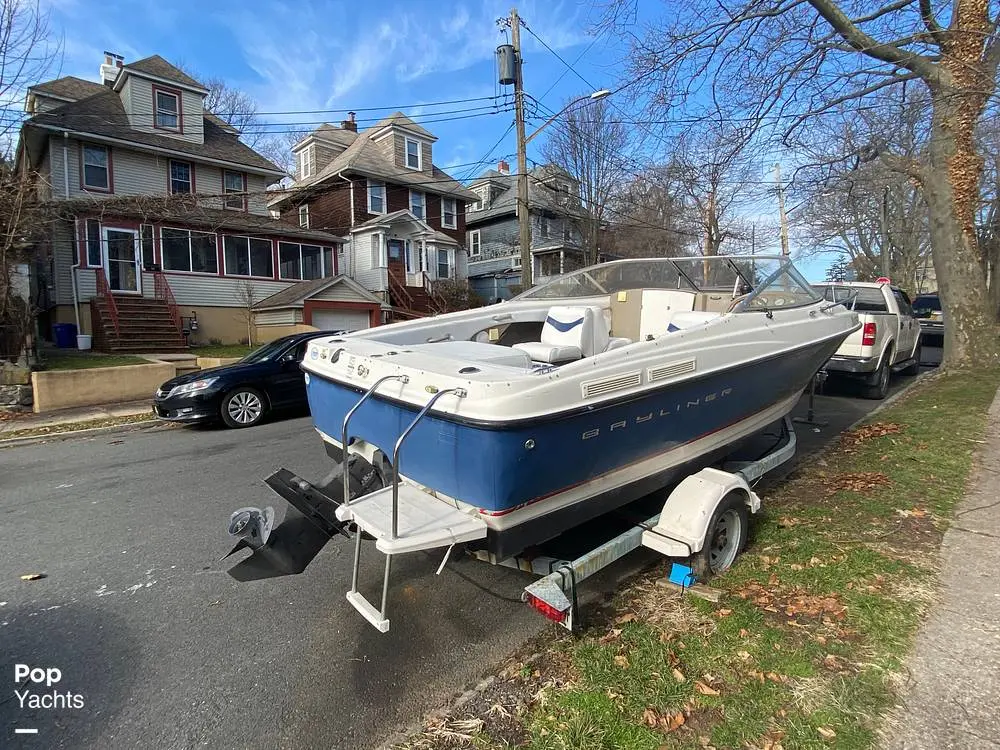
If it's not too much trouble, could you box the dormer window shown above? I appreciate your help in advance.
[154,88,180,131]
[297,146,314,179]
[405,137,421,170]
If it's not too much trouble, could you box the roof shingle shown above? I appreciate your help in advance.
[29,76,107,102]
[122,55,206,90]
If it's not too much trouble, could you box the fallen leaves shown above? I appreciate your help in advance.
[642,707,686,733]
[19,573,46,581]
[824,471,892,496]
[817,726,837,740]
[842,422,903,448]
[613,654,630,668]
[694,680,720,696]
[672,668,685,682]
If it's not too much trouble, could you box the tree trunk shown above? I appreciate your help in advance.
[924,96,1000,367]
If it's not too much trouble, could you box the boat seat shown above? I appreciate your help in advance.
[513,305,609,364]
[412,340,532,369]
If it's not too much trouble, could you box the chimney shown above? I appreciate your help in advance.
[101,51,123,87]
[497,160,510,175]
[341,111,358,133]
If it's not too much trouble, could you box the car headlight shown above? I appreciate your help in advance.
[168,377,219,398]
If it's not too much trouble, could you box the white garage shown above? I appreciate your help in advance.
[310,308,371,332]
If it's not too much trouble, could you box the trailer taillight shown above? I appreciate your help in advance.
[525,593,568,623]
[862,322,877,347]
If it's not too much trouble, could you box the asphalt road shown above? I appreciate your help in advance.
[0,347,940,750]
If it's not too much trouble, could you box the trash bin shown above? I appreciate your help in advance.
[76,334,92,351]
[52,323,77,349]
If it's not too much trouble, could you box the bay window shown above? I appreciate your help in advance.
[224,235,273,278]
[437,248,449,279]
[160,227,217,273]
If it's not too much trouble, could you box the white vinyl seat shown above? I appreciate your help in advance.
[514,305,609,363]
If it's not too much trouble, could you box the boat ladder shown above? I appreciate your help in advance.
[335,378,486,632]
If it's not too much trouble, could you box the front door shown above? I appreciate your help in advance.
[103,228,141,294]
[387,239,405,278]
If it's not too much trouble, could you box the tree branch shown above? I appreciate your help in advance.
[918,0,945,37]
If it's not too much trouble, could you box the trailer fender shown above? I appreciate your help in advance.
[641,468,760,558]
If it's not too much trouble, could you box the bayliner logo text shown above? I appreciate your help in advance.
[581,387,734,440]
[13,664,85,709]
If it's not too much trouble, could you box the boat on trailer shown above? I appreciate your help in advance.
[224,255,859,631]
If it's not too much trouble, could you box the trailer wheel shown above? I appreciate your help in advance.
[691,493,749,580]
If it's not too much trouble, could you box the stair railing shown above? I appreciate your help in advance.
[420,271,447,314]
[152,270,183,337]
[387,270,415,311]
[94,268,120,336]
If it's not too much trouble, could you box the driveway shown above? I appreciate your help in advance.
[0,348,938,749]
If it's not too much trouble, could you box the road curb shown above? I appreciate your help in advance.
[0,417,168,447]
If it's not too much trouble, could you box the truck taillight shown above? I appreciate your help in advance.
[862,322,877,347]
[525,593,567,623]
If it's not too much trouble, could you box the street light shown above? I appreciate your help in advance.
[515,89,610,288]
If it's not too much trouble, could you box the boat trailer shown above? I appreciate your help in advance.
[224,407,797,633]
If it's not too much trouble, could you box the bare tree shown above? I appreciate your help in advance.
[541,96,631,265]
[605,163,695,257]
[0,0,59,154]
[234,279,258,346]
[606,0,1000,368]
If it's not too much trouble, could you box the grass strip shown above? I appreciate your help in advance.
[398,368,1000,750]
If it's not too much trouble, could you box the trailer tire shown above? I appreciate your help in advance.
[690,492,749,581]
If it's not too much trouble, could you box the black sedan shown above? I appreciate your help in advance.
[153,331,343,428]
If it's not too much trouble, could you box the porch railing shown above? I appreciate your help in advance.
[420,271,447,314]
[152,270,183,336]
[94,267,120,336]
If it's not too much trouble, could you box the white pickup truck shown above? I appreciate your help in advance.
[812,281,922,399]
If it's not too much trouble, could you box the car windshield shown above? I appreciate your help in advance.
[240,339,291,364]
[912,295,941,313]
[513,255,820,309]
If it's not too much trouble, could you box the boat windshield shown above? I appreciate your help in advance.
[514,255,821,310]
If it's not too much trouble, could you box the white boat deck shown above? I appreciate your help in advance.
[336,485,487,554]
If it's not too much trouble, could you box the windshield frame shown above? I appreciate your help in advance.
[239,338,295,364]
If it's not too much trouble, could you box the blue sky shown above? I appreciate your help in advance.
[39,0,832,279]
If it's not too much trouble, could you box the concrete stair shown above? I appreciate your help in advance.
[91,295,189,353]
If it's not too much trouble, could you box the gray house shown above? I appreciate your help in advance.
[465,162,587,301]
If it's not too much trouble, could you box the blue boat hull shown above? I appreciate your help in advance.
[305,337,839,526]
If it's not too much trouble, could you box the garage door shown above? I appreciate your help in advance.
[311,309,370,332]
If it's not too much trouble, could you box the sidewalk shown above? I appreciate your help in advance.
[0,399,153,436]
[885,388,1000,750]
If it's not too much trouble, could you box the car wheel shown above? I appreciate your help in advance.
[221,387,267,428]
[902,345,921,375]
[862,356,891,400]
[690,493,750,581]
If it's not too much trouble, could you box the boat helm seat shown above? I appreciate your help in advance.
[514,305,609,363]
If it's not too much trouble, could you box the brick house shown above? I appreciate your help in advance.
[269,112,479,317]
[15,54,377,350]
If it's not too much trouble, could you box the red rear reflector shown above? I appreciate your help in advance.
[526,594,567,623]
[862,322,877,346]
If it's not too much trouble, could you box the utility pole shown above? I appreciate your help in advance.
[511,7,532,288]
[774,163,790,256]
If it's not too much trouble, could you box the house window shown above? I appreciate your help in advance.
[140,224,154,269]
[223,235,273,278]
[410,190,425,220]
[437,248,449,279]
[405,138,421,170]
[82,144,110,191]
[298,205,310,228]
[279,242,326,280]
[470,187,486,211]
[224,170,246,210]
[155,89,180,130]
[441,197,457,229]
[323,247,334,277]
[297,147,313,179]
[169,161,192,194]
[468,229,481,258]
[160,227,218,273]
[370,234,382,268]
[368,180,385,214]
[86,219,101,266]
[512,252,521,269]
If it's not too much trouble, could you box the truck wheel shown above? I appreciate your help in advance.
[690,493,749,581]
[862,357,891,400]
[902,344,921,375]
